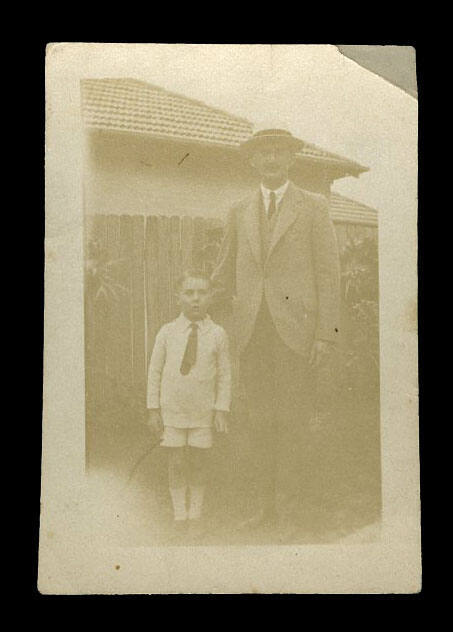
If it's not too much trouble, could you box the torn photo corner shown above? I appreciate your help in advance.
[40,43,419,595]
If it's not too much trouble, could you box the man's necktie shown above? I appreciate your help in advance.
[268,191,277,220]
[180,323,198,375]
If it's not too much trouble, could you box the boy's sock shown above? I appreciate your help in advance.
[169,486,188,521]
[188,485,205,521]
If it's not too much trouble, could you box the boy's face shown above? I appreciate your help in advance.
[177,277,211,321]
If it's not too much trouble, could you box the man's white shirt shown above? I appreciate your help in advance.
[260,180,290,214]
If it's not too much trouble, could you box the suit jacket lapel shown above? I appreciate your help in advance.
[267,182,298,259]
[244,189,263,266]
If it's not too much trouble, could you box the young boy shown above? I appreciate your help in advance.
[147,269,231,540]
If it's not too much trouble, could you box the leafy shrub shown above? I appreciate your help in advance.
[339,235,379,397]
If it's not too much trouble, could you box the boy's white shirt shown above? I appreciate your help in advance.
[147,313,232,428]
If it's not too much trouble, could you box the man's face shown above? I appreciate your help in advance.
[249,144,295,183]
[177,277,211,321]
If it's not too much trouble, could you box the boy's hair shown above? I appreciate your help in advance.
[176,268,212,291]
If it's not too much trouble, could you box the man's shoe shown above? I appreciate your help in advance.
[277,519,302,544]
[236,508,277,532]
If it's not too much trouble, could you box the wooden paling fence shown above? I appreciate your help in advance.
[85,214,225,424]
[84,214,377,426]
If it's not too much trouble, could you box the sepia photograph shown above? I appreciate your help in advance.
[41,43,419,593]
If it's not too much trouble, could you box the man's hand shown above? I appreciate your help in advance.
[147,409,163,435]
[309,340,332,368]
[214,410,229,434]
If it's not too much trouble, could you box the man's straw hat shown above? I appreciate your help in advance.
[240,128,304,155]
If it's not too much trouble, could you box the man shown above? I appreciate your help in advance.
[211,129,340,541]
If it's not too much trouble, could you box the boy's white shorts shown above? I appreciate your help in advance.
[160,426,213,449]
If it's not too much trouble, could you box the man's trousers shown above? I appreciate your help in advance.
[240,300,316,524]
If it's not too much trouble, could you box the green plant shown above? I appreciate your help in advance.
[197,227,224,275]
[85,239,128,304]
[340,235,379,394]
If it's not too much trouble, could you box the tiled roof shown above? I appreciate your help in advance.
[81,78,367,176]
[330,192,378,226]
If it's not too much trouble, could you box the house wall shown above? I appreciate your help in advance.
[83,130,332,219]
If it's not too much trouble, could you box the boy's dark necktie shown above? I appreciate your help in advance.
[268,191,277,220]
[180,323,198,375]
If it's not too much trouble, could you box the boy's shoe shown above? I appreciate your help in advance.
[167,519,188,543]
[187,518,206,541]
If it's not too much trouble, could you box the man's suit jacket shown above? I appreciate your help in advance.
[211,181,341,358]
